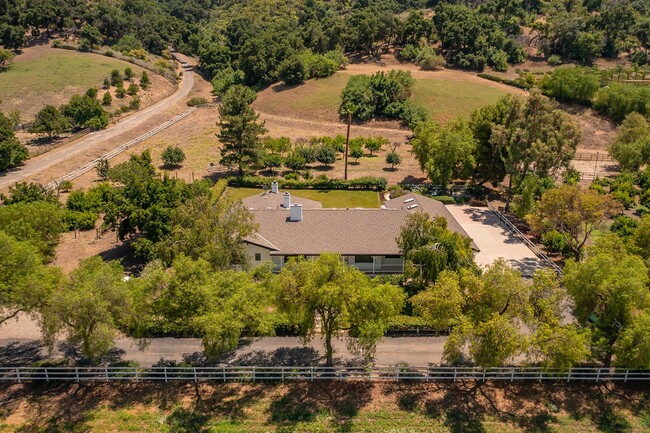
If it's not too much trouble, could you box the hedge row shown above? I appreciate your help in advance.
[227,175,388,191]
[477,73,532,90]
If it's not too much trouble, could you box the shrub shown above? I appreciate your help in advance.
[489,50,509,72]
[85,87,98,99]
[102,91,112,106]
[127,83,140,96]
[350,145,364,161]
[541,230,570,255]
[431,195,456,205]
[115,85,126,98]
[279,54,308,85]
[547,55,563,66]
[593,84,650,122]
[140,71,151,90]
[124,67,135,80]
[187,97,208,107]
[540,67,600,105]
[316,146,336,166]
[58,180,73,192]
[284,172,299,180]
[610,215,638,238]
[110,69,123,86]
[85,116,108,131]
[284,152,307,171]
[161,146,186,167]
[129,97,141,110]
[386,151,402,168]
[64,210,98,230]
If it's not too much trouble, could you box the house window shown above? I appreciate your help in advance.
[355,255,374,263]
[255,253,261,261]
[385,255,401,259]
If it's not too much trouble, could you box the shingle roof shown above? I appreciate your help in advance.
[247,209,410,255]
[241,190,322,210]
[383,193,478,250]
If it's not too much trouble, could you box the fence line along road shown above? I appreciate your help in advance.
[45,107,197,190]
[0,366,648,383]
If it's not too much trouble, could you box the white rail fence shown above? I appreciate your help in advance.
[487,202,563,276]
[0,366,648,383]
[45,107,197,191]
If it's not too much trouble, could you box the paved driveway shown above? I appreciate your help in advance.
[446,205,545,277]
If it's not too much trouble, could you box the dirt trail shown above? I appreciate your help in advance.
[0,54,196,190]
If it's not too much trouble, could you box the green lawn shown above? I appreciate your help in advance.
[254,73,515,124]
[2,382,648,433]
[228,187,381,208]
[0,49,143,119]
[412,78,513,123]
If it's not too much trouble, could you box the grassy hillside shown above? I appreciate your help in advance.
[0,47,148,120]
[253,71,514,125]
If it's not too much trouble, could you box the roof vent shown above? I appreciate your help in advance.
[282,192,291,208]
[290,203,303,222]
[271,181,279,194]
[407,204,419,210]
[404,198,414,203]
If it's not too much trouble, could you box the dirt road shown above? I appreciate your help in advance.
[0,55,195,190]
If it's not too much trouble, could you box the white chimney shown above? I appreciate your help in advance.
[290,203,303,222]
[282,192,291,208]
[271,181,279,194]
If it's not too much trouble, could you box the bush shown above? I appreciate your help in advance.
[115,86,126,98]
[541,230,570,255]
[85,115,109,131]
[140,71,151,90]
[547,55,563,66]
[284,172,299,180]
[279,55,308,85]
[593,84,650,122]
[127,83,140,96]
[124,67,135,80]
[489,50,509,72]
[129,97,141,110]
[161,146,186,167]
[431,195,456,205]
[110,69,123,86]
[186,97,208,107]
[386,151,402,168]
[102,92,112,106]
[227,175,387,191]
[540,67,600,105]
[476,73,533,90]
[58,180,73,192]
[85,87,98,99]
[284,152,307,171]
[610,215,638,238]
[64,210,98,230]
[316,146,336,166]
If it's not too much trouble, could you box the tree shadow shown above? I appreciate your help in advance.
[56,342,126,366]
[399,174,427,185]
[0,341,47,366]
[268,381,374,433]
[382,167,398,172]
[313,165,334,172]
[225,347,322,366]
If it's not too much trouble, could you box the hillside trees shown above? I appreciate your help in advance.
[274,253,405,366]
[218,85,267,176]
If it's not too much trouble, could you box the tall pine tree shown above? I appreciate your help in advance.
[217,85,266,175]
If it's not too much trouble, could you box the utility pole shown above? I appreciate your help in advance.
[344,111,351,180]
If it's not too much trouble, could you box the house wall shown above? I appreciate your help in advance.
[245,243,273,268]
[245,244,404,274]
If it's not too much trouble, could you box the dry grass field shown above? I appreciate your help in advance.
[0,381,648,432]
